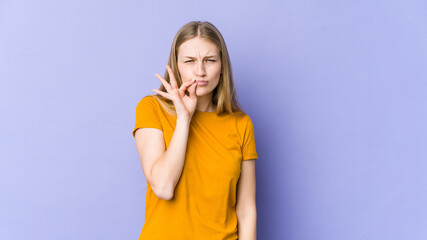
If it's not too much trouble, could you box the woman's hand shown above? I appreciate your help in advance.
[152,65,198,119]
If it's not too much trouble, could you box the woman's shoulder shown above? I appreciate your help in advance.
[139,94,162,103]
[138,94,176,115]
[228,108,250,119]
[136,94,157,108]
[227,110,254,126]
[137,94,167,106]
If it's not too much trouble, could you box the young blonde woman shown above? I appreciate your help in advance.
[132,21,258,240]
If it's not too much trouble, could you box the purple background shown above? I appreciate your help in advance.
[1,0,427,239]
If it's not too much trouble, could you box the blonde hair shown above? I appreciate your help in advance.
[153,21,246,117]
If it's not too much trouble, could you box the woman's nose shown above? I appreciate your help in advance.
[195,61,206,77]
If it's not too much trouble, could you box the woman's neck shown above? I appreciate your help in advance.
[196,93,216,112]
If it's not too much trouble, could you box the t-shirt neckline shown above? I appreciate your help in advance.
[193,109,219,119]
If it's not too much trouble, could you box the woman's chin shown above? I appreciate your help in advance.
[195,89,210,97]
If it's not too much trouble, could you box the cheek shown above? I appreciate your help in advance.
[178,65,190,81]
[211,65,222,78]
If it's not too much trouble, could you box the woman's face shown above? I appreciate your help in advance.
[177,37,222,97]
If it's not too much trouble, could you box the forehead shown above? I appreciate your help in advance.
[178,37,219,57]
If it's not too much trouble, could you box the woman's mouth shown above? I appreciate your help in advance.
[196,80,208,86]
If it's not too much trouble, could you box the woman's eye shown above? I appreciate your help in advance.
[184,59,215,63]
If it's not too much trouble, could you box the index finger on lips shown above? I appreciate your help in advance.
[179,79,197,92]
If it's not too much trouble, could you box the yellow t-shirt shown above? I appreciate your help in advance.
[132,95,258,240]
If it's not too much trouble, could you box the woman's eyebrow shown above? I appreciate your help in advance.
[183,55,218,59]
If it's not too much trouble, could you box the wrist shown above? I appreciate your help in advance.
[176,115,191,125]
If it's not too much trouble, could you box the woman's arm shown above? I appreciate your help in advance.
[135,65,197,200]
[236,159,257,240]
[135,116,191,200]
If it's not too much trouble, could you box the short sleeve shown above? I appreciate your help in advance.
[132,96,163,138]
[241,116,258,161]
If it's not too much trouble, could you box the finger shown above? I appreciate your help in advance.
[187,80,197,99]
[179,79,197,92]
[154,73,173,92]
[166,65,178,89]
[152,89,173,99]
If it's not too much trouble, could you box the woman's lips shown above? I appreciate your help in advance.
[196,80,208,86]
